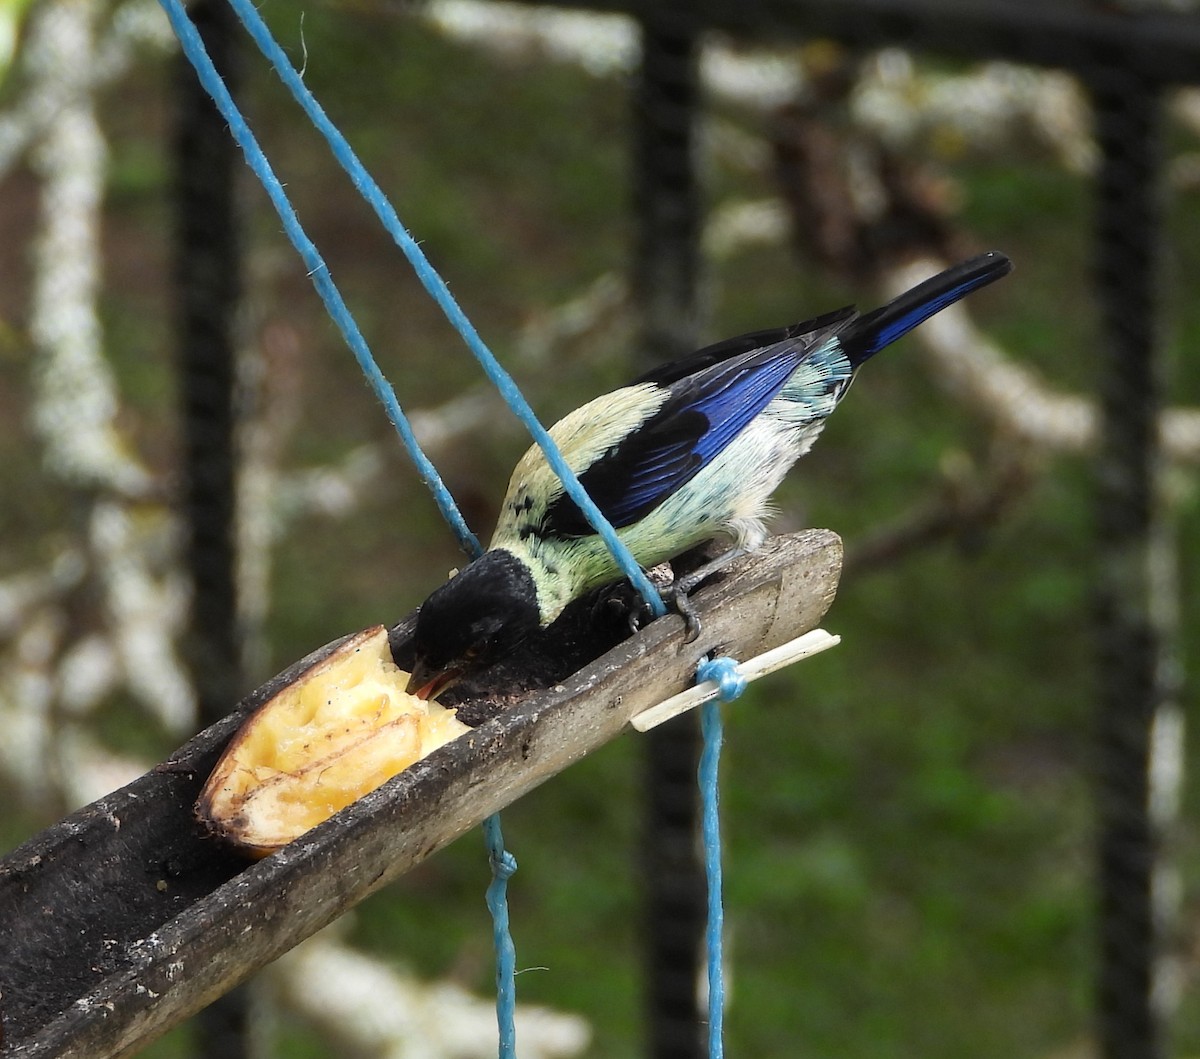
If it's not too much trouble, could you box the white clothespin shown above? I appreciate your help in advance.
[630,628,840,732]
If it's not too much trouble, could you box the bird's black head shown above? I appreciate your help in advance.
[406,549,542,699]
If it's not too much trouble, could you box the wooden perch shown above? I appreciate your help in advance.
[0,528,842,1059]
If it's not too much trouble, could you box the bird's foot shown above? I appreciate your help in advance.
[588,552,742,643]
[588,579,657,636]
[662,546,747,643]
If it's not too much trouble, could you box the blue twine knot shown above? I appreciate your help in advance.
[489,848,519,881]
[696,655,747,702]
[483,814,519,880]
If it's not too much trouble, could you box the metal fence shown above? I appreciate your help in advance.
[163,2,1195,1057]
[589,3,1189,1057]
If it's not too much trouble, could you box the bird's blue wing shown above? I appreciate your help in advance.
[542,316,853,539]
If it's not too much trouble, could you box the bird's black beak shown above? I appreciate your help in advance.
[405,657,462,701]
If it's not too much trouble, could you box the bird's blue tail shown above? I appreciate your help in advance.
[840,251,1013,368]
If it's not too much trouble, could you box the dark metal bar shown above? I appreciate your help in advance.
[632,10,704,372]
[173,1,246,1055]
[1088,61,1178,1059]
[632,11,708,1058]
[532,0,1200,86]
[175,0,242,723]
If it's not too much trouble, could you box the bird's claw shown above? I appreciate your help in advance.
[673,590,703,643]
[609,579,702,640]
[601,553,727,642]
[660,546,746,642]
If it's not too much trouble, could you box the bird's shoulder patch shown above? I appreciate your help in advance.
[493,385,667,544]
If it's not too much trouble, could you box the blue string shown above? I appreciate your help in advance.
[151,1,514,1047]
[157,0,482,560]
[694,657,745,1059]
[161,9,737,1057]
[483,813,519,1059]
[224,0,665,619]
[699,700,726,1059]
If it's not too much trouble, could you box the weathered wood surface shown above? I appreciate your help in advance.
[0,529,841,1059]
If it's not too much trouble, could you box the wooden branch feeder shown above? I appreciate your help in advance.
[0,529,842,1059]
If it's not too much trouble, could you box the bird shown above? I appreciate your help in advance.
[406,251,1013,699]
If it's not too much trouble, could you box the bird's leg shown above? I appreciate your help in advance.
[664,546,747,643]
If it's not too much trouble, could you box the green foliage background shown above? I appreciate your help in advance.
[3,2,1200,1057]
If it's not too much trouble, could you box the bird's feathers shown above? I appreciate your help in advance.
[629,307,856,388]
[838,252,1012,366]
[492,251,1012,615]
[508,252,1012,549]
[544,338,809,536]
